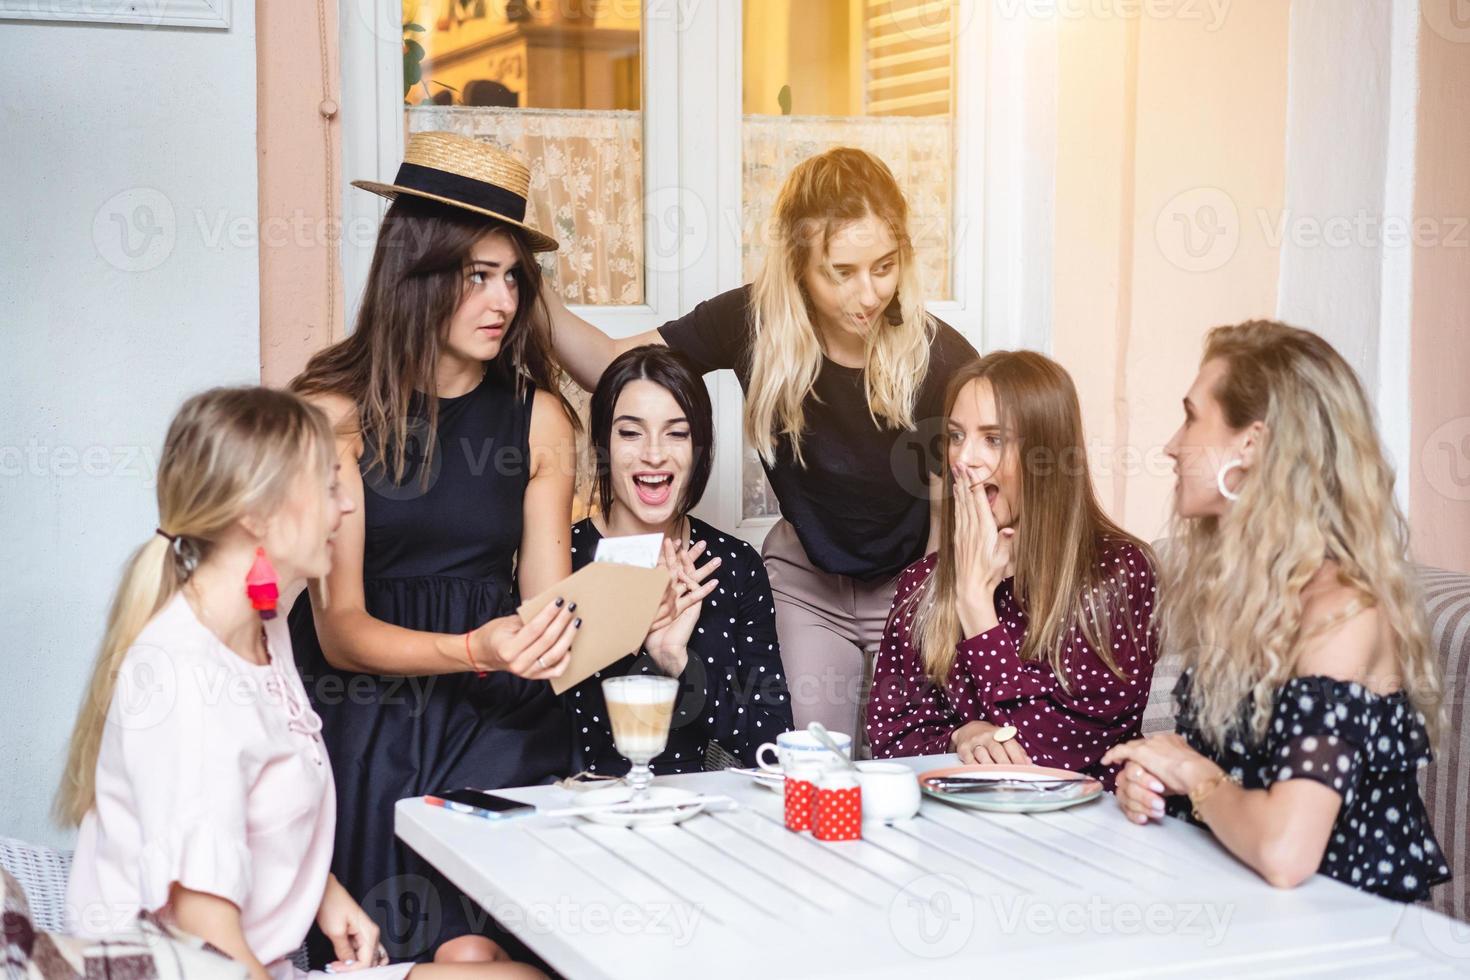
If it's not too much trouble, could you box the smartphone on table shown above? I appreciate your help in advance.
[425,787,535,820]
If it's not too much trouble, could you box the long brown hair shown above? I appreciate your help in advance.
[746,147,934,466]
[896,351,1154,689]
[55,387,334,826]
[292,196,575,483]
[1163,321,1439,748]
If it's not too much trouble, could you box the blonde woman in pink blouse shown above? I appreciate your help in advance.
[56,388,548,980]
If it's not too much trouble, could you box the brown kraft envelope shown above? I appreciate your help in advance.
[517,562,671,695]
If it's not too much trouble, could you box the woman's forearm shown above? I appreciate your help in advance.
[316,605,470,676]
[1189,766,1335,888]
[541,286,617,391]
[169,886,272,980]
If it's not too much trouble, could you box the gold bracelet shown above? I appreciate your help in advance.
[1188,769,1236,821]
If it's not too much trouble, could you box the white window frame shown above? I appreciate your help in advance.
[338,0,1054,545]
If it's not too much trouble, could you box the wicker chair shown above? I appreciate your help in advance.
[0,834,312,972]
[0,836,73,934]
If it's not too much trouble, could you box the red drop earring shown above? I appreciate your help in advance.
[246,547,280,620]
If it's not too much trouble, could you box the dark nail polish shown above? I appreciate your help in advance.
[568,602,578,612]
[554,597,565,608]
[573,618,583,628]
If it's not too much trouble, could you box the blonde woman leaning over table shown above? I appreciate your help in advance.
[58,387,545,980]
[867,352,1159,791]
[1104,321,1450,902]
[541,147,977,743]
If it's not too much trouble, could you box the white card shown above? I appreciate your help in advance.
[593,532,663,569]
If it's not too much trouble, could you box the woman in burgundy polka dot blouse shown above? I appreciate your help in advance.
[867,352,1158,790]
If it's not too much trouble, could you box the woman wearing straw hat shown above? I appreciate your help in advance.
[541,147,977,747]
[288,132,578,967]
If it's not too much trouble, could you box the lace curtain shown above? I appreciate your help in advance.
[410,106,645,306]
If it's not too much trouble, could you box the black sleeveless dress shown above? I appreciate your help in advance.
[289,369,571,963]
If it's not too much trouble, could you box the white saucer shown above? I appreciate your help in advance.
[575,785,708,826]
[732,767,786,792]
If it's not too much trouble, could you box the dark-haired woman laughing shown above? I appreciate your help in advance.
[565,346,793,774]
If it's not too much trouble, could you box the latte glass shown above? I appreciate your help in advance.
[601,675,679,798]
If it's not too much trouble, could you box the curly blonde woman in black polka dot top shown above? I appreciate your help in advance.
[1104,323,1449,902]
[565,347,792,775]
[868,352,1159,791]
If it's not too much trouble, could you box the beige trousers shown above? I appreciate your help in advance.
[761,519,901,748]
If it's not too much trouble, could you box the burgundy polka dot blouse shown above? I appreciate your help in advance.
[867,539,1158,790]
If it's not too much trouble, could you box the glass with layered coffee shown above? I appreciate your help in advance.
[600,674,679,798]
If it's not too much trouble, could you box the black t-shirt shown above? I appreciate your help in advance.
[658,285,977,580]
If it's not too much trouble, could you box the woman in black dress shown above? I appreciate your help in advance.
[565,347,792,775]
[1104,322,1449,902]
[289,133,581,964]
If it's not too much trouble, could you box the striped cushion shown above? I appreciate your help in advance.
[1139,563,1470,921]
[1415,565,1470,922]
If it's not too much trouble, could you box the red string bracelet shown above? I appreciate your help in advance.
[465,632,486,678]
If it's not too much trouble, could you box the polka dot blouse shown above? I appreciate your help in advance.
[1169,668,1451,902]
[564,517,793,775]
[867,539,1158,790]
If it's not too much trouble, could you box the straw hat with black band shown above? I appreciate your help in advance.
[353,131,559,253]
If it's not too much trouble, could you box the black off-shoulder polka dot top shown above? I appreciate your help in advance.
[1169,668,1451,902]
[563,517,793,775]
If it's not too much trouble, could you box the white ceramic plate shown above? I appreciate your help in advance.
[918,764,1104,813]
[574,785,709,826]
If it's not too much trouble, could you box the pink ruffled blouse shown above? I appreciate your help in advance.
[65,592,407,980]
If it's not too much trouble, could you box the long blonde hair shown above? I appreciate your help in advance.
[896,352,1154,689]
[746,147,934,465]
[54,387,335,827]
[1163,321,1440,749]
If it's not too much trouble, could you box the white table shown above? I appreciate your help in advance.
[395,755,1470,978]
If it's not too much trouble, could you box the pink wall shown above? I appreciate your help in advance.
[256,0,344,387]
[1409,2,1470,574]
[1053,3,1292,542]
